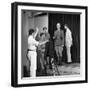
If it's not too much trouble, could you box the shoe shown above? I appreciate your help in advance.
[66,62,72,64]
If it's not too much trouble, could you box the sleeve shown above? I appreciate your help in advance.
[33,39,39,46]
[47,33,50,40]
[54,31,57,39]
[35,33,40,41]
[69,31,73,45]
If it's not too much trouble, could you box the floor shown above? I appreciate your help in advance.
[47,63,80,76]
[37,63,80,76]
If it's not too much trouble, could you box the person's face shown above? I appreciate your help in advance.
[41,34,45,40]
[44,29,47,33]
[56,23,61,30]
[32,33,35,37]
[64,25,67,29]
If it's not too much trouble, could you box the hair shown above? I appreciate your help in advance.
[43,27,47,30]
[40,33,44,37]
[28,29,35,36]
[65,24,68,27]
[57,23,60,25]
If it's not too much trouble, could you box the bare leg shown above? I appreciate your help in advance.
[55,46,59,62]
[58,46,63,64]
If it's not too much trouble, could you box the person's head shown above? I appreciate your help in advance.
[56,23,61,30]
[43,27,48,33]
[28,28,35,36]
[64,24,68,29]
[40,33,45,40]
[40,33,44,37]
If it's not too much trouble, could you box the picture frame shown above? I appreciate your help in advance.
[11,2,88,87]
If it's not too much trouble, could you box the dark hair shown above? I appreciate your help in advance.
[43,27,47,30]
[40,33,44,37]
[28,29,35,36]
[65,24,68,27]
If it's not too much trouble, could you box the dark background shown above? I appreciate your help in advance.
[48,13,80,63]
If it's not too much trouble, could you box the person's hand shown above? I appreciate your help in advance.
[62,45,64,47]
[53,36,55,39]
[45,40,49,43]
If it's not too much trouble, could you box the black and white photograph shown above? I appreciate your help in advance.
[11,2,88,87]
[22,10,80,77]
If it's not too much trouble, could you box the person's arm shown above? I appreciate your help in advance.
[53,31,56,39]
[69,30,73,46]
[48,33,50,40]
[33,39,48,47]
[33,27,39,38]
[61,31,64,47]
[39,40,48,46]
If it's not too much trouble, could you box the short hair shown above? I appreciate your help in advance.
[56,23,61,26]
[43,27,47,30]
[65,24,68,27]
[40,33,44,37]
[28,29,35,36]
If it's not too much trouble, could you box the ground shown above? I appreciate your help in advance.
[47,63,80,76]
[37,63,80,76]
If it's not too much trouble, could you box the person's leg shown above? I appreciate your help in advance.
[41,52,45,69]
[49,58,54,69]
[30,51,37,77]
[44,42,49,65]
[58,46,63,64]
[56,46,61,65]
[40,51,47,75]
[59,46,63,57]
[55,46,59,60]
[67,46,72,63]
[27,51,31,77]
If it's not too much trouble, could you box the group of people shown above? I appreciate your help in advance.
[27,23,73,77]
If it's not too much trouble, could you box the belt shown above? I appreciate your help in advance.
[27,49,36,51]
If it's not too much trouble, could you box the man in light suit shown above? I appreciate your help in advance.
[64,24,73,63]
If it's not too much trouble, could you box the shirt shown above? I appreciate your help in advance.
[28,35,39,51]
[44,32,50,41]
[54,30,64,46]
[38,34,46,52]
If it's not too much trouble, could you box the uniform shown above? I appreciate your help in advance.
[54,30,64,64]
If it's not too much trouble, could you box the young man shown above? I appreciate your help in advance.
[40,27,50,66]
[64,24,73,63]
[27,28,48,77]
[53,23,64,65]
[38,33,46,70]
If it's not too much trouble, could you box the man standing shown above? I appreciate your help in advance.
[64,24,72,63]
[53,23,64,65]
[27,28,48,77]
[42,27,50,65]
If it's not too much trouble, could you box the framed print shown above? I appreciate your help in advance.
[11,2,88,87]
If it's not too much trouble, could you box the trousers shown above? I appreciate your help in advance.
[66,46,72,63]
[55,46,63,62]
[28,51,37,77]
